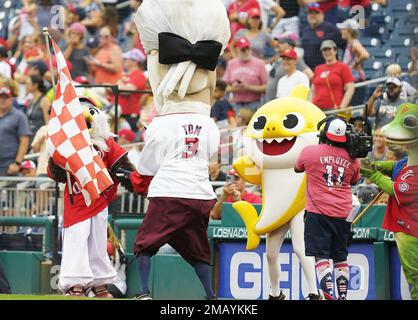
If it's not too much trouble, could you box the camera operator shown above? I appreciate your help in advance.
[366,77,406,131]
[211,169,261,220]
[294,118,361,300]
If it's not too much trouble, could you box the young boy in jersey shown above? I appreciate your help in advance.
[129,0,230,300]
[295,118,361,300]
[48,97,136,297]
[210,80,236,129]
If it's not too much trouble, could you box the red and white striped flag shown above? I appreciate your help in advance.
[46,38,113,206]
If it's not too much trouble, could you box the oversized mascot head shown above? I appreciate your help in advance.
[134,0,230,115]
[243,86,325,170]
[79,97,114,152]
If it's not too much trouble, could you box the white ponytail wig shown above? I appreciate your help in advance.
[135,0,230,111]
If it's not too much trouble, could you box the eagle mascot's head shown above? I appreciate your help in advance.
[79,97,115,153]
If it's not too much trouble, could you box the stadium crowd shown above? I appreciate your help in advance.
[0,0,417,213]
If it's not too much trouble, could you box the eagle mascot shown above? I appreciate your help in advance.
[48,96,135,297]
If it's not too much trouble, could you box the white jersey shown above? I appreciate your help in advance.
[137,113,220,200]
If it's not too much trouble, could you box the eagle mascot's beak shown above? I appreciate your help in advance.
[79,97,100,134]
[83,108,94,132]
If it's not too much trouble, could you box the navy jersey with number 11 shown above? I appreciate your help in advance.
[137,113,220,200]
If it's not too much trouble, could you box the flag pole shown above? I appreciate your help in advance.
[43,27,74,205]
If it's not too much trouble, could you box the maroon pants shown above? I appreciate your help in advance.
[134,197,216,265]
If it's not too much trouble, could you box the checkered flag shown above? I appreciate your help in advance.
[46,38,113,206]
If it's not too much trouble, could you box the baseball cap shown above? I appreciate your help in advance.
[248,7,261,18]
[307,2,322,13]
[118,128,136,143]
[28,60,48,76]
[235,36,251,49]
[122,48,146,63]
[68,4,87,20]
[386,77,402,87]
[325,118,347,143]
[0,86,12,97]
[280,48,298,60]
[336,19,361,30]
[69,22,87,35]
[74,75,89,84]
[20,160,36,171]
[274,31,298,46]
[320,39,337,51]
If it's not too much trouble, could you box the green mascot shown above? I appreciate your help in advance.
[361,103,418,300]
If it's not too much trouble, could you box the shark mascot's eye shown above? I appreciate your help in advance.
[253,116,267,130]
[283,112,305,132]
[89,107,99,116]
[404,115,417,128]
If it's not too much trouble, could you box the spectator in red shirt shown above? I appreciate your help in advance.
[211,169,262,219]
[310,40,354,112]
[224,36,267,112]
[227,0,260,40]
[117,48,147,132]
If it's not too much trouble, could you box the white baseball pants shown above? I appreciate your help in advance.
[58,208,117,291]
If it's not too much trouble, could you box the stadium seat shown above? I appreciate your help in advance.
[361,36,382,48]
[390,35,413,48]
[370,3,387,16]
[390,1,415,13]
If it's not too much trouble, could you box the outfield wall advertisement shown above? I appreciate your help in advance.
[217,241,410,300]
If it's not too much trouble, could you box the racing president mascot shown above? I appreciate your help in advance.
[126,0,230,300]
[48,96,136,297]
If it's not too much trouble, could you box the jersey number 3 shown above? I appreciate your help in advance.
[182,137,199,159]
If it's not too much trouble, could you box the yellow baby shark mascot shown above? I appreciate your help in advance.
[233,86,325,300]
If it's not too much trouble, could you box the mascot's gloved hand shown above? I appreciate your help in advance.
[360,167,394,196]
[361,159,395,175]
[116,168,132,180]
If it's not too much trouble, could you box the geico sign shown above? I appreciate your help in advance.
[229,252,370,300]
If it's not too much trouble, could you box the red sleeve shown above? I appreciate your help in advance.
[350,159,361,184]
[106,139,128,168]
[295,147,309,172]
[130,170,153,194]
[393,171,418,206]
[341,63,354,84]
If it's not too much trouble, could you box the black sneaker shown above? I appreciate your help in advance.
[205,295,218,300]
[268,291,286,300]
[133,292,152,300]
[307,292,322,300]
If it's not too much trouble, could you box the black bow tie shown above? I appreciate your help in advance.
[158,32,222,71]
